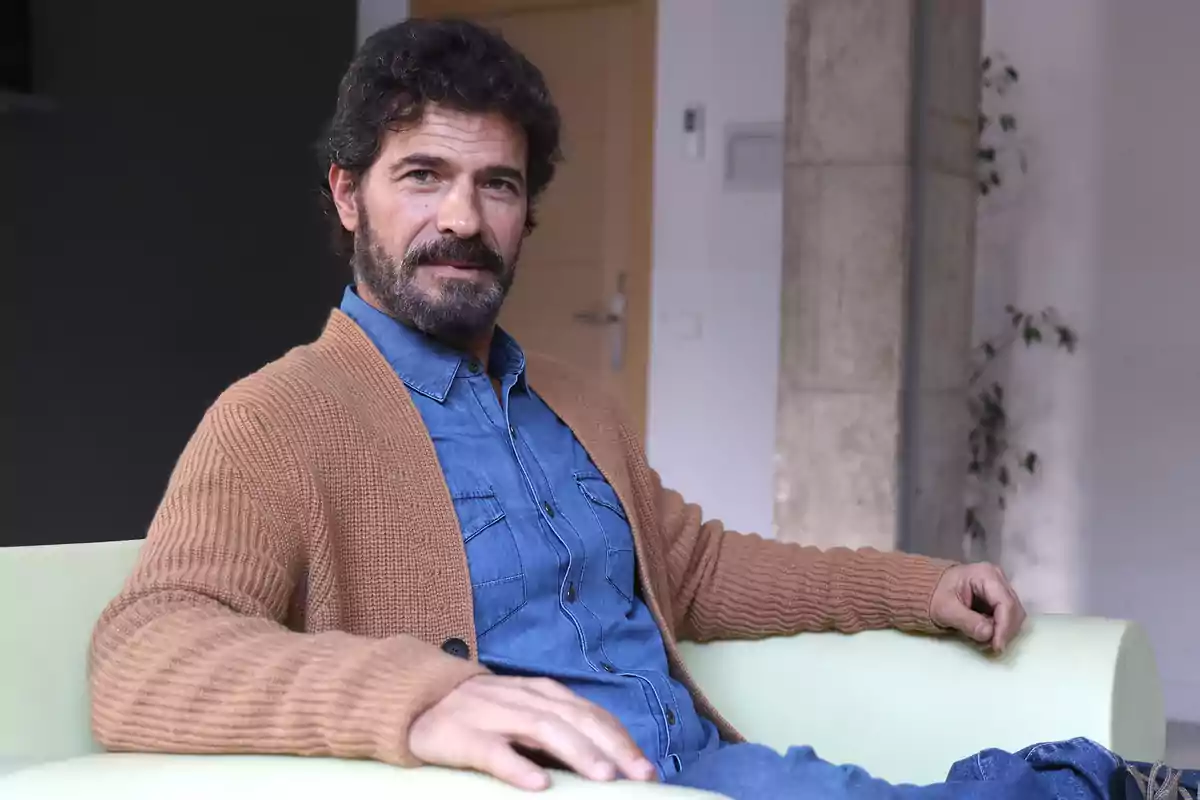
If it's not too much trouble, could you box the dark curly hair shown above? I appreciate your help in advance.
[320,18,563,253]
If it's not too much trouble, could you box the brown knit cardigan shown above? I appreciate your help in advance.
[88,311,954,766]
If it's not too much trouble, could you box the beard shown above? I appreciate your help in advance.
[351,207,517,348]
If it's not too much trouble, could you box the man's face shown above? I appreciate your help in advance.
[329,105,529,346]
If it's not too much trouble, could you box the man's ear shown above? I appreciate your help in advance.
[328,164,360,232]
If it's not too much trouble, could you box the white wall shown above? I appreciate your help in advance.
[1085,0,1200,724]
[979,0,1200,722]
[974,0,1104,614]
[646,0,787,537]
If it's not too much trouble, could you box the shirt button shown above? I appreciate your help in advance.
[509,425,517,437]
[601,662,616,673]
[543,502,555,518]
[468,361,481,374]
[565,582,576,602]
[665,707,676,725]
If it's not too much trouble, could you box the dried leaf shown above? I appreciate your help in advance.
[1056,325,1079,353]
[966,508,986,539]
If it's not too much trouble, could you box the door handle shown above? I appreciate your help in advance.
[573,272,628,370]
[573,310,622,325]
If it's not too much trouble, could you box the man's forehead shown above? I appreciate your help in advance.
[382,107,527,168]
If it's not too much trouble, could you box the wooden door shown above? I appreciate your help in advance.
[410,0,655,436]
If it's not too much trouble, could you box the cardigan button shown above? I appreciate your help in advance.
[441,637,470,659]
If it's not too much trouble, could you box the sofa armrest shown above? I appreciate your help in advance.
[0,754,722,799]
[677,614,1165,785]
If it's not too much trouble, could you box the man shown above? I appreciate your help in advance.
[88,18,1177,800]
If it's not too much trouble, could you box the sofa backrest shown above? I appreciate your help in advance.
[0,539,143,767]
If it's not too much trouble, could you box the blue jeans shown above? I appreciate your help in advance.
[665,737,1129,799]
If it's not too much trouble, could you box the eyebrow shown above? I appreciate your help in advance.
[389,153,526,189]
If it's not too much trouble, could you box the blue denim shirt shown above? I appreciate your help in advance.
[340,288,721,777]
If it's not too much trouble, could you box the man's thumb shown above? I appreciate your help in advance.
[947,605,995,643]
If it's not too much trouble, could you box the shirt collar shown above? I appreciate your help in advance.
[490,326,529,393]
[339,286,527,402]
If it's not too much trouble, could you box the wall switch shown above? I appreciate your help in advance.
[683,104,705,160]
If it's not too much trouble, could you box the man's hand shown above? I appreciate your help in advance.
[409,674,657,791]
[930,563,1026,652]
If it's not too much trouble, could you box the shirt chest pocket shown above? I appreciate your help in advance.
[452,487,528,637]
[575,471,637,605]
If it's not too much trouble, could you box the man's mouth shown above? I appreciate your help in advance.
[422,262,496,281]
[421,261,493,276]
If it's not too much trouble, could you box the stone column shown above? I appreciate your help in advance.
[774,0,981,558]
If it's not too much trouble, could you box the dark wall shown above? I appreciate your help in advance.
[1,1,356,546]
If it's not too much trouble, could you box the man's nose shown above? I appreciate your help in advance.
[435,180,482,239]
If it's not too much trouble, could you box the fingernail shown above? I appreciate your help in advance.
[526,771,551,790]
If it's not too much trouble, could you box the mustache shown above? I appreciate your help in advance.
[404,237,506,274]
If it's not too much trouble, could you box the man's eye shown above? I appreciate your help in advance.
[404,169,436,184]
[485,179,518,194]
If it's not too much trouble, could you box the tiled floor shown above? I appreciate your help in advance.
[1167,720,1200,766]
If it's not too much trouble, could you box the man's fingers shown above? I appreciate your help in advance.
[572,709,657,781]
[944,602,995,644]
[409,674,654,786]
[508,713,618,783]
[471,735,552,792]
[513,679,654,781]
[990,594,1013,651]
[981,574,1025,652]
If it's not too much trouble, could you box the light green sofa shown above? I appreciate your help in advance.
[0,540,1166,798]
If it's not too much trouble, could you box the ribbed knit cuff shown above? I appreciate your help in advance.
[883,554,957,633]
